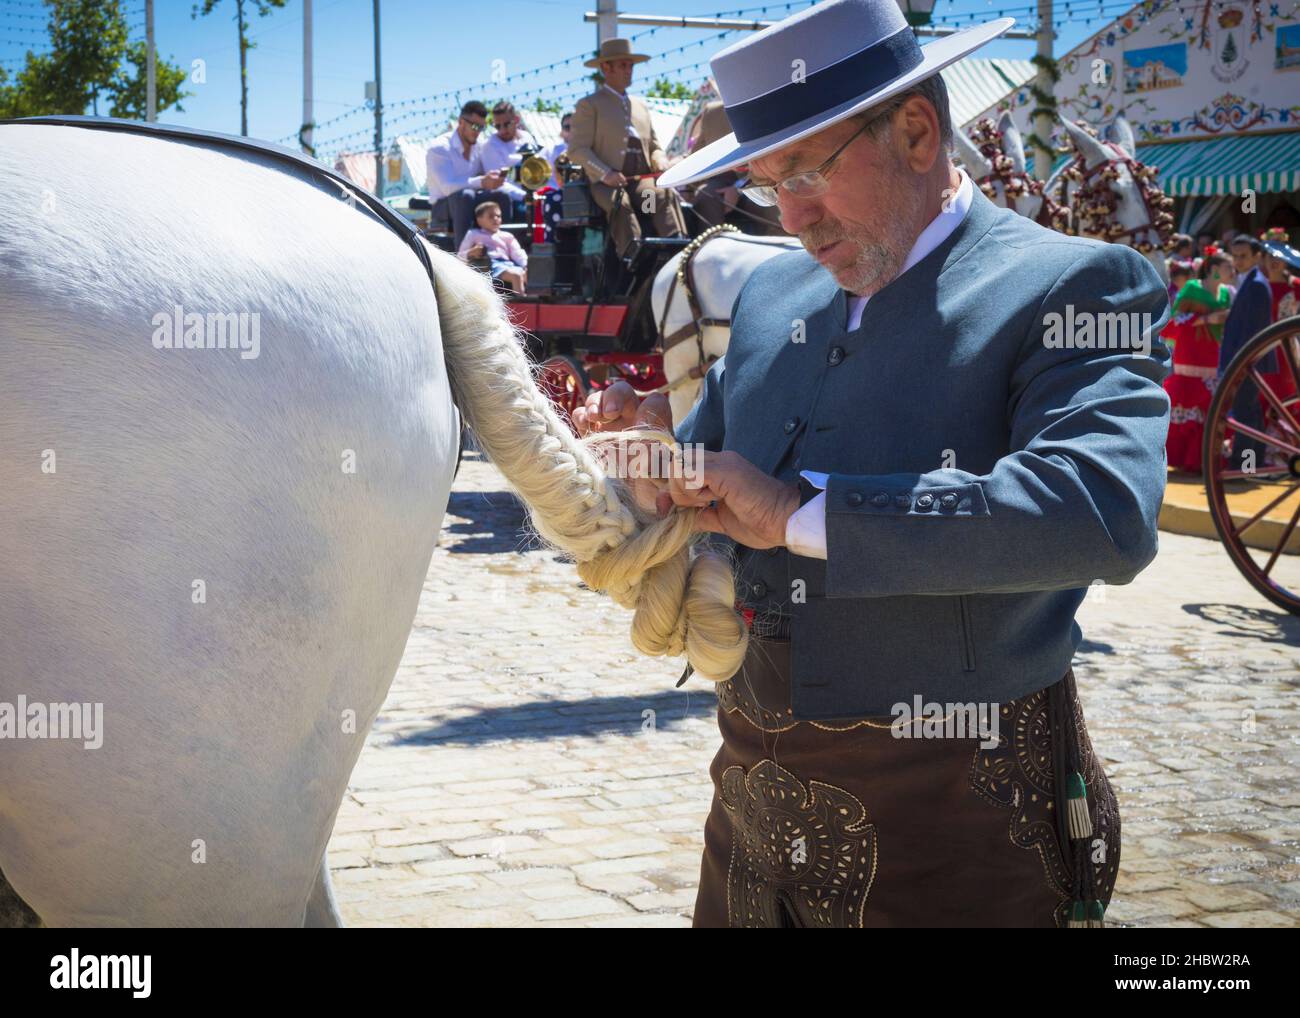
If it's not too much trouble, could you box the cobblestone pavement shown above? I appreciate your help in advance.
[327,451,1300,928]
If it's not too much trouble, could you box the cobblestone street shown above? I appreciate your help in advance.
[327,451,1300,928]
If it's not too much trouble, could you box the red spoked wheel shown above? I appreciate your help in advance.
[537,354,590,431]
[1203,315,1300,614]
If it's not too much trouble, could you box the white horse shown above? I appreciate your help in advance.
[955,112,1172,285]
[1,120,650,927]
[652,228,800,423]
[0,122,463,926]
[1047,116,1174,284]
[951,110,1067,230]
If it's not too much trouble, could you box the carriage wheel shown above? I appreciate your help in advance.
[1203,315,1300,614]
[537,354,590,430]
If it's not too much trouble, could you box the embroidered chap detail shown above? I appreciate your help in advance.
[719,759,877,928]
[968,684,1121,927]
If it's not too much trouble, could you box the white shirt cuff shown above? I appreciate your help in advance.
[784,470,828,560]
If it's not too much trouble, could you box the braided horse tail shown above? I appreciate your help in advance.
[426,242,749,681]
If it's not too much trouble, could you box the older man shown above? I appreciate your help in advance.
[567,38,687,260]
[573,0,1170,928]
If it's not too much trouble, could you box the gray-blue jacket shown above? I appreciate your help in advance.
[676,187,1171,719]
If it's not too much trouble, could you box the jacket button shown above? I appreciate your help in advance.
[916,493,935,510]
[846,491,865,507]
[940,493,959,510]
[751,580,767,598]
[783,417,799,434]
[870,492,889,507]
[893,494,911,510]
[827,346,845,366]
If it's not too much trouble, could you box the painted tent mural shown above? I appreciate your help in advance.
[962,0,1300,235]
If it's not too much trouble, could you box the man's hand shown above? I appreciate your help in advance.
[600,169,628,188]
[572,381,675,517]
[667,449,800,550]
[482,169,506,190]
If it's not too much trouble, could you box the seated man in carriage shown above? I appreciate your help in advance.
[682,99,785,236]
[479,101,536,223]
[425,100,517,248]
[566,38,688,262]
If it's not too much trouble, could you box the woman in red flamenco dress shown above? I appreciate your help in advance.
[1163,252,1235,473]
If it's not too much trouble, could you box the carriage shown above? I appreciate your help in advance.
[1202,314,1300,615]
[414,147,704,425]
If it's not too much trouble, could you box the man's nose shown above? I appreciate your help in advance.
[776,194,822,236]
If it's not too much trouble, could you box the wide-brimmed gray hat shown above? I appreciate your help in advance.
[658,0,1014,189]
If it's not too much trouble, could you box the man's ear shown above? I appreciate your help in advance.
[896,95,941,175]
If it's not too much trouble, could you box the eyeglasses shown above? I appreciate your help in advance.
[736,114,879,207]
[460,117,485,133]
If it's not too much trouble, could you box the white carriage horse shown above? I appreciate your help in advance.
[651,225,800,423]
[955,110,1174,283]
[0,117,642,927]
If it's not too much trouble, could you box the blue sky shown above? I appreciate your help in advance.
[1,0,1133,160]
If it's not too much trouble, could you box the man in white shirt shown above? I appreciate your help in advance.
[479,101,534,222]
[425,100,514,247]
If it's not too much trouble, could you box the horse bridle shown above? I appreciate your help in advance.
[655,223,743,393]
[967,119,1067,232]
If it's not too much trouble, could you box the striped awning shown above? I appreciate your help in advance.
[1136,132,1300,197]
[943,57,1035,130]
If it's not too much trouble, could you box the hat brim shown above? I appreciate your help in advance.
[584,52,652,68]
[658,18,1015,189]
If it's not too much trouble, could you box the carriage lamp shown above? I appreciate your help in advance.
[896,0,936,26]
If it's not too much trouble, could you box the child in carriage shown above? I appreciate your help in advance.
[456,200,527,293]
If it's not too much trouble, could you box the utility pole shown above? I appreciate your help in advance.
[1031,0,1055,180]
[145,0,156,122]
[596,0,618,45]
[302,0,313,153]
[372,0,383,196]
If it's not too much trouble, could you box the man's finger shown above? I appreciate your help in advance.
[635,393,673,434]
[598,381,638,422]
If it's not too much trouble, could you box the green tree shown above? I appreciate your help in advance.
[107,40,192,120]
[0,0,187,120]
[645,77,695,101]
[193,0,288,137]
[531,98,563,115]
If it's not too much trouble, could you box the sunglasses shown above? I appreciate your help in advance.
[460,118,485,133]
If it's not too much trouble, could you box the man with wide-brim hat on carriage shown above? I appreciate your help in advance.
[573,0,1172,927]
[566,38,688,261]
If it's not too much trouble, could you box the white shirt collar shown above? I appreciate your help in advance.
[846,169,974,331]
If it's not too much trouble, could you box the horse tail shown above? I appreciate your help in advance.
[426,243,748,681]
